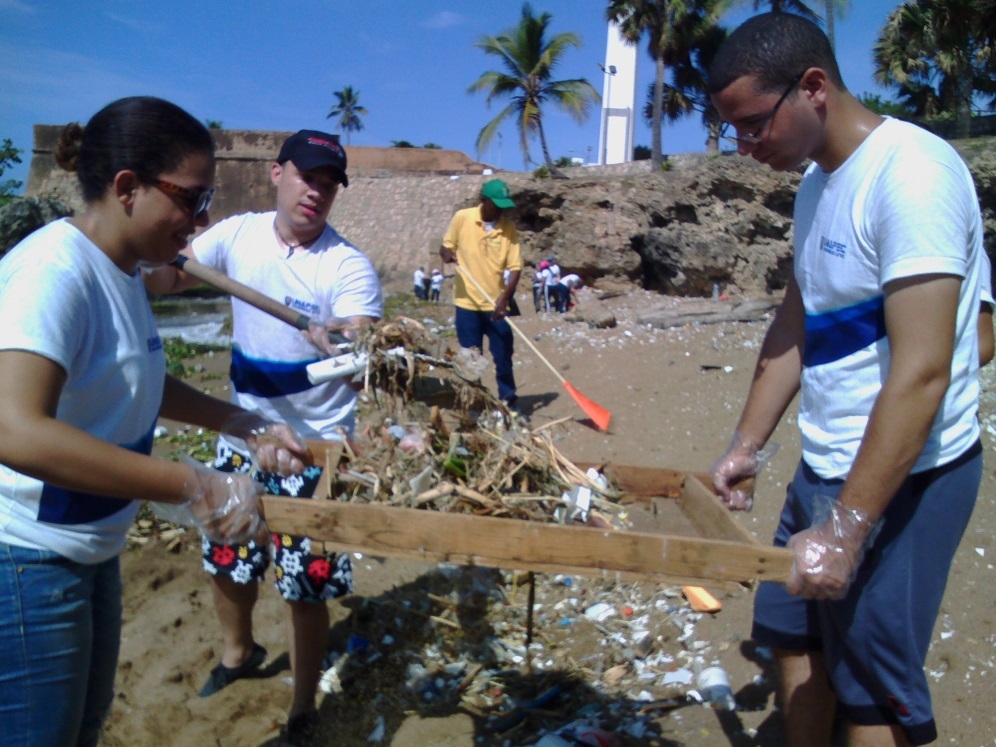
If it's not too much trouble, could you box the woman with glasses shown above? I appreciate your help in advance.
[0,96,309,747]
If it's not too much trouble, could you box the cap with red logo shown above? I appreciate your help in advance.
[277,129,349,186]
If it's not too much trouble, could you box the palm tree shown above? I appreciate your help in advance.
[738,1,850,49]
[607,0,731,169]
[873,0,996,134]
[640,22,728,152]
[469,3,599,176]
[326,86,367,145]
[820,0,850,50]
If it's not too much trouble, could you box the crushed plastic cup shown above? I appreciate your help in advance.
[555,485,591,524]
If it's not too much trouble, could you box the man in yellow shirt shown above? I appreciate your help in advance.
[440,179,523,407]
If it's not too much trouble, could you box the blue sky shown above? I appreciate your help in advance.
[1,1,905,190]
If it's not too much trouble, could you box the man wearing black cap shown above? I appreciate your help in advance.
[145,129,382,742]
[440,178,523,409]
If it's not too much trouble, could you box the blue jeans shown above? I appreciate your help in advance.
[454,306,516,402]
[0,543,122,747]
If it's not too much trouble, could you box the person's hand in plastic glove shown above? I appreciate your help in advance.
[303,316,353,358]
[786,496,882,600]
[180,462,266,545]
[221,412,310,475]
[710,431,778,511]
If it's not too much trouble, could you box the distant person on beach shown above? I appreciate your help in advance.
[413,265,426,300]
[531,265,545,312]
[560,273,582,310]
[145,129,382,744]
[537,260,552,312]
[430,267,443,302]
[544,254,564,312]
[0,96,308,747]
[707,14,986,747]
[439,179,522,410]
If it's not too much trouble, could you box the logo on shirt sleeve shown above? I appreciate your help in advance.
[148,335,163,352]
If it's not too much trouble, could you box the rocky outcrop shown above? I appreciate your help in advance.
[504,155,802,297]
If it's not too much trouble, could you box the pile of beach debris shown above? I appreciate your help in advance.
[327,316,629,531]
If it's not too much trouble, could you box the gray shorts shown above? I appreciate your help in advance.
[752,441,981,745]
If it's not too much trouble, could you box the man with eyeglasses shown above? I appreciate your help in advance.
[706,13,986,747]
[439,178,523,411]
[145,129,382,744]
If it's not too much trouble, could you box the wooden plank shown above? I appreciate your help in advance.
[577,463,760,547]
[576,462,686,498]
[678,474,762,546]
[262,497,792,585]
[297,443,787,584]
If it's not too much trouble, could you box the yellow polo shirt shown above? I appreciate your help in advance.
[442,205,523,311]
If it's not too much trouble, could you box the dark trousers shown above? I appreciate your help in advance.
[454,306,516,402]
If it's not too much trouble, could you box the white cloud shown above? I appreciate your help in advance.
[421,11,464,30]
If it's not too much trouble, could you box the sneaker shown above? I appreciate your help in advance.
[198,643,267,697]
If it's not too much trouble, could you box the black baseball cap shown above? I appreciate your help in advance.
[277,129,349,187]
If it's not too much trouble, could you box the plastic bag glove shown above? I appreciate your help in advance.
[303,317,354,358]
[785,495,883,600]
[710,431,779,511]
[152,456,266,545]
[221,412,310,475]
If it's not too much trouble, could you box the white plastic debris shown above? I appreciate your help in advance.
[319,666,342,694]
[662,667,694,686]
[584,602,616,622]
[556,485,592,523]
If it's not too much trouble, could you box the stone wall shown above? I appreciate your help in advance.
[25,126,498,291]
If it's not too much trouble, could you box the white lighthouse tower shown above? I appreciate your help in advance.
[597,22,639,165]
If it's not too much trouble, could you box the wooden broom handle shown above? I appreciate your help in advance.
[170,255,350,344]
[171,254,311,330]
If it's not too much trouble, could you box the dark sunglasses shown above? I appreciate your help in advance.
[719,72,805,147]
[152,178,215,217]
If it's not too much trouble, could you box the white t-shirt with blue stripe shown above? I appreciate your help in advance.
[794,118,983,479]
[193,212,383,438]
[0,220,163,563]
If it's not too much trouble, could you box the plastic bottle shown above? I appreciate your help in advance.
[712,282,720,301]
[697,664,736,711]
